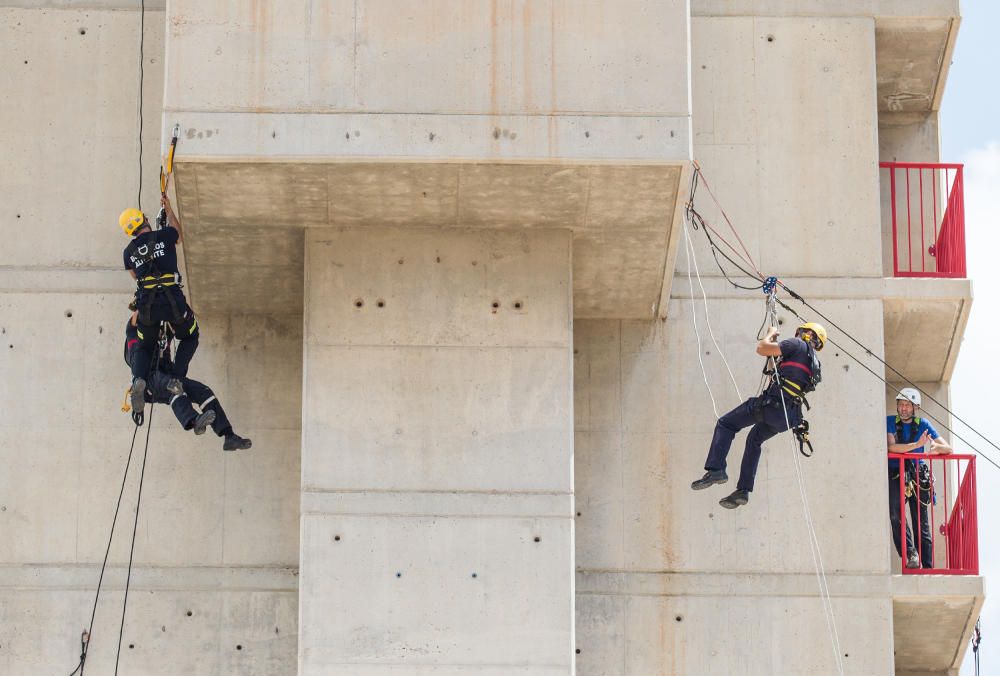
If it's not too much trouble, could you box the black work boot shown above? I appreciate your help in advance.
[130,378,147,416]
[192,409,216,436]
[906,552,920,569]
[223,433,252,451]
[691,470,728,491]
[719,489,750,509]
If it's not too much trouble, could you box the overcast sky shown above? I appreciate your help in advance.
[940,2,1000,673]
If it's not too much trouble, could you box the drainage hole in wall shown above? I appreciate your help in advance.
[354,299,364,308]
[64,310,73,318]
[533,536,541,543]
[376,299,385,308]
[334,535,341,541]
[186,610,193,617]
[396,572,402,578]
[576,648,581,654]
[236,645,243,651]
[129,644,135,650]
[471,572,477,578]
[491,301,500,309]
[78,27,87,35]
[513,301,523,310]
[675,615,683,622]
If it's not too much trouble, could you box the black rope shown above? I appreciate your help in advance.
[137,0,145,210]
[776,280,1000,464]
[772,296,1000,473]
[67,424,141,676]
[114,401,155,675]
[689,205,766,290]
[685,161,1000,468]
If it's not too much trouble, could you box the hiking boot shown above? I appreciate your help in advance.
[719,489,750,509]
[223,433,252,452]
[130,378,147,416]
[906,553,920,569]
[192,409,216,436]
[691,470,728,491]
[166,378,184,395]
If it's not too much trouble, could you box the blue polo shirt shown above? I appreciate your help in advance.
[887,415,938,472]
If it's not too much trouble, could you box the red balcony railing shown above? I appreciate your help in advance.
[888,453,978,575]
[881,162,967,278]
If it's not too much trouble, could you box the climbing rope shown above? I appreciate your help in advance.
[66,425,141,675]
[68,329,165,675]
[690,162,1000,470]
[114,401,155,676]
[136,0,145,211]
[775,367,845,675]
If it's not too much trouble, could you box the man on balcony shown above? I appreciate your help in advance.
[888,388,952,569]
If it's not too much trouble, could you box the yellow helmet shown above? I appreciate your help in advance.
[796,322,827,350]
[118,208,146,236]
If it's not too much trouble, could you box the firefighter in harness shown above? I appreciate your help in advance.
[120,194,199,417]
[691,322,826,509]
[887,388,951,568]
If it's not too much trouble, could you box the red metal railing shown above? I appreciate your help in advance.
[880,162,967,278]
[888,453,978,575]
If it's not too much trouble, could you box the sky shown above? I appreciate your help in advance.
[939,1,1000,673]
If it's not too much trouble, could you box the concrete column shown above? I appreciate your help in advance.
[299,227,575,674]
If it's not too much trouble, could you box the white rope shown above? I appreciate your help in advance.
[684,217,743,402]
[683,216,719,419]
[771,335,845,675]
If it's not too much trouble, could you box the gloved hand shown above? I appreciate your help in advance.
[132,410,144,427]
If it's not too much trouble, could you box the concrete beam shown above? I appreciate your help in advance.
[174,159,684,319]
[892,574,985,673]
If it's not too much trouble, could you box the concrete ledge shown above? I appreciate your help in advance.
[0,563,299,592]
[0,268,133,295]
[167,112,690,162]
[692,1,959,18]
[302,490,573,519]
[892,574,984,673]
[577,570,890,598]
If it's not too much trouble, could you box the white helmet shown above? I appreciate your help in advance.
[896,388,921,406]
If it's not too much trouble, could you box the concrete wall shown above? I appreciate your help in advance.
[164,0,692,162]
[0,6,300,674]
[690,15,882,279]
[299,227,575,674]
[569,13,903,675]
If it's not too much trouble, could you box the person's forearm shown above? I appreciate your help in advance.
[167,209,184,242]
[888,442,921,453]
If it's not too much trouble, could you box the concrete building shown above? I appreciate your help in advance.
[0,0,983,674]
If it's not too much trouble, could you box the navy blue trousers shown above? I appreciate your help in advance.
[146,370,233,437]
[703,395,801,491]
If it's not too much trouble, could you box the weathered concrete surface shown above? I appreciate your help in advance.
[691,16,881,278]
[876,17,958,114]
[164,0,693,321]
[692,0,959,16]
[574,303,894,673]
[883,278,972,383]
[299,228,574,674]
[0,7,302,674]
[175,160,682,319]
[893,574,985,674]
[167,0,689,115]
